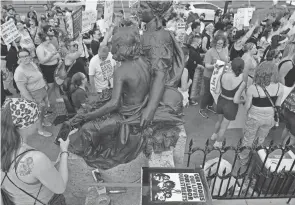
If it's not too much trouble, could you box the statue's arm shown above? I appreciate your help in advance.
[86,69,124,121]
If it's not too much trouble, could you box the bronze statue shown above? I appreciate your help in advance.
[58,2,185,170]
[138,1,185,128]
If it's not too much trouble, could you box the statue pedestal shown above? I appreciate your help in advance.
[148,125,187,168]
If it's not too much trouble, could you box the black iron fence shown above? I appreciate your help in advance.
[185,137,295,204]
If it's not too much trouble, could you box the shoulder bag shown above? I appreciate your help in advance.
[54,60,75,86]
[261,86,281,127]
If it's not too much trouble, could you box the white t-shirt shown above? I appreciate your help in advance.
[89,52,116,93]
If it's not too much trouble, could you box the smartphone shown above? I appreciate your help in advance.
[54,122,71,145]
[92,169,104,183]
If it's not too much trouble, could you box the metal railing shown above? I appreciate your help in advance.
[185,137,295,204]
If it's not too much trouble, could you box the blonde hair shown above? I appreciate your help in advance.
[282,42,295,62]
[254,61,279,87]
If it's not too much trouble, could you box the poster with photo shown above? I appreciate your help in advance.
[141,167,212,205]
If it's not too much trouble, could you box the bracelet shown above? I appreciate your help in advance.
[60,151,69,157]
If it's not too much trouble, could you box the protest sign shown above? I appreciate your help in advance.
[176,20,186,44]
[129,0,138,8]
[85,0,98,11]
[234,8,255,30]
[210,60,225,104]
[82,11,97,34]
[104,0,114,29]
[1,19,20,45]
[100,60,113,81]
[72,6,83,39]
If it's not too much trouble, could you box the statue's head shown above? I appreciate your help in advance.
[111,26,141,61]
[138,1,173,23]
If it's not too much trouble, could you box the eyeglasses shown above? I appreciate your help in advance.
[216,42,224,46]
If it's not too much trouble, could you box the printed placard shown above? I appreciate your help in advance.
[82,11,97,34]
[100,60,113,81]
[150,172,206,202]
[1,19,21,45]
[210,60,225,104]
[72,6,83,39]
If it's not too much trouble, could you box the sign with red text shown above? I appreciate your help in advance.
[1,19,20,45]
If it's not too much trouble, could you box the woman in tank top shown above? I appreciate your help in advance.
[211,58,246,148]
[242,42,259,85]
[1,98,70,205]
[278,42,295,87]
[36,32,61,101]
[239,61,284,165]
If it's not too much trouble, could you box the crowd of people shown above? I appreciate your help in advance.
[1,1,295,204]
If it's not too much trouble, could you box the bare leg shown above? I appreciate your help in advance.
[211,114,223,140]
[216,117,231,142]
[47,83,54,99]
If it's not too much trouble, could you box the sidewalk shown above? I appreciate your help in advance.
[212,198,294,205]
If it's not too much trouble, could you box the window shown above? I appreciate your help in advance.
[205,4,218,10]
[193,4,206,9]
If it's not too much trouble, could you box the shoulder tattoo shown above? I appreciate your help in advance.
[17,157,34,176]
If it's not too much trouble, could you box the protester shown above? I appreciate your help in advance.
[90,29,103,56]
[28,18,39,46]
[187,35,203,105]
[16,21,35,57]
[70,72,88,110]
[201,23,214,53]
[1,98,69,205]
[36,32,61,100]
[43,25,59,49]
[240,61,284,165]
[185,22,201,45]
[211,58,246,148]
[242,42,258,84]
[200,34,229,118]
[278,41,295,87]
[14,48,52,137]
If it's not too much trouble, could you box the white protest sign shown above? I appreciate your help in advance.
[210,60,225,104]
[129,0,138,8]
[104,0,114,29]
[1,19,21,45]
[236,8,255,28]
[85,0,98,11]
[100,60,113,81]
[176,20,186,44]
[82,11,97,34]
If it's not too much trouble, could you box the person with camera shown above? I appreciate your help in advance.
[239,61,284,165]
[1,98,69,205]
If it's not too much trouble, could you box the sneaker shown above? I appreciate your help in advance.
[44,110,54,118]
[213,141,223,148]
[207,105,217,114]
[42,121,52,127]
[199,109,209,118]
[190,101,198,106]
[38,130,52,137]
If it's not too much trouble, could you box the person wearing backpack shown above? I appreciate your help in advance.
[1,98,70,205]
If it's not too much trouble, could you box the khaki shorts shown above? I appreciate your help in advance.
[30,87,48,107]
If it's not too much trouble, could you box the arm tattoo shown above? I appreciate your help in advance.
[17,157,34,176]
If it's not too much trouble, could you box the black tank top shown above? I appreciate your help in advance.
[202,33,211,50]
[278,60,295,87]
[230,45,244,61]
[221,76,243,98]
[252,84,279,107]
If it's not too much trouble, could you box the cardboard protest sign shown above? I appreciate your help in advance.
[210,60,225,104]
[1,19,21,45]
[72,6,83,39]
[104,0,114,29]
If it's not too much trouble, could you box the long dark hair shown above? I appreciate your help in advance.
[70,72,85,94]
[1,103,22,172]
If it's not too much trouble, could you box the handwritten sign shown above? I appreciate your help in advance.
[104,0,114,29]
[176,20,186,45]
[72,6,83,39]
[235,8,255,29]
[210,60,225,104]
[100,60,113,81]
[1,19,21,45]
[82,11,97,34]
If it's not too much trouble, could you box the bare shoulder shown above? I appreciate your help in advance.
[16,151,50,177]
